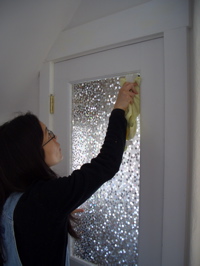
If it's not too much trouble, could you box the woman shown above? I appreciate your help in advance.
[0,82,137,266]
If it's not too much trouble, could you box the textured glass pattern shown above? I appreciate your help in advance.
[72,76,140,265]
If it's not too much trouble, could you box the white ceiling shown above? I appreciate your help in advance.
[0,0,150,119]
[65,0,150,29]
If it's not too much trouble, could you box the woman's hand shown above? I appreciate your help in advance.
[114,82,138,111]
[71,208,84,214]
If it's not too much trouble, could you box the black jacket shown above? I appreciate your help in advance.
[14,109,127,266]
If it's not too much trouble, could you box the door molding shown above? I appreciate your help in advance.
[39,1,190,264]
[46,0,190,63]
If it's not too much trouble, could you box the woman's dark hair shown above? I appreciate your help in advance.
[0,112,78,264]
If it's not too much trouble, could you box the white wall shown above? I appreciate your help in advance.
[0,76,39,125]
[0,0,82,125]
[0,0,149,125]
[189,0,200,265]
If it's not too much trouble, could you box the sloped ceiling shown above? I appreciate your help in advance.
[65,0,150,30]
[0,0,150,120]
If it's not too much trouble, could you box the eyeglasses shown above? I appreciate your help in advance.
[42,128,55,147]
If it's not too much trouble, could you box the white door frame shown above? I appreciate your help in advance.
[39,1,190,265]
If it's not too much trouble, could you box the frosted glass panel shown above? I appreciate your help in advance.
[72,76,140,265]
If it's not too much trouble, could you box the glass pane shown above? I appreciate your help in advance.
[72,75,140,265]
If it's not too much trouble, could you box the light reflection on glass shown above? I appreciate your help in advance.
[72,76,140,265]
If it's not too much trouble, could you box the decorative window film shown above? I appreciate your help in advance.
[71,76,140,265]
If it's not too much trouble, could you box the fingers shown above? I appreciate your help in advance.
[121,82,138,102]
[123,82,138,95]
[72,208,84,214]
[114,82,137,111]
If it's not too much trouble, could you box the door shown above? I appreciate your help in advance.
[53,37,164,266]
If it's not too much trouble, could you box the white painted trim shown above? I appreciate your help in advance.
[46,0,190,62]
[39,61,54,129]
[162,27,189,266]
